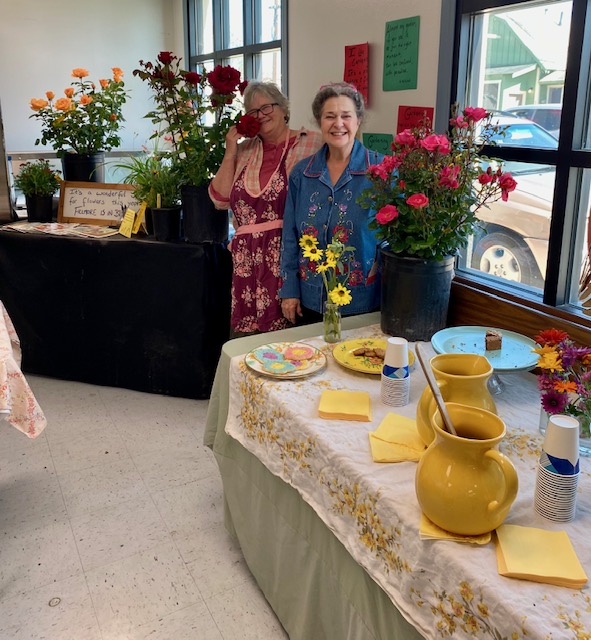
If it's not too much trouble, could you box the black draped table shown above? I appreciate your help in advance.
[0,229,232,399]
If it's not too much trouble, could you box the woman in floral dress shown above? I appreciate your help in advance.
[209,81,322,335]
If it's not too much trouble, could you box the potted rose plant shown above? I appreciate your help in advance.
[357,106,518,340]
[13,159,61,222]
[29,66,128,182]
[133,51,248,243]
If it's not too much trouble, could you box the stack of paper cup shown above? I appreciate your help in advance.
[534,414,580,522]
[381,337,410,407]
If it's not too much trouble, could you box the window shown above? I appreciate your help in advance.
[447,0,591,319]
[187,0,285,87]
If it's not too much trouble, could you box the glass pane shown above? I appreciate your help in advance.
[224,0,243,49]
[460,161,554,291]
[257,49,282,85]
[196,0,213,55]
[572,171,591,312]
[257,0,281,43]
[465,1,571,147]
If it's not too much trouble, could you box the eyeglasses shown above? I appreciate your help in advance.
[245,103,279,118]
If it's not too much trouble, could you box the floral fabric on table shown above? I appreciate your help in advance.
[225,325,591,639]
[0,302,46,438]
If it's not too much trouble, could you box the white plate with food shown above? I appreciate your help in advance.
[430,326,538,373]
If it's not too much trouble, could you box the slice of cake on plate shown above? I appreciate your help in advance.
[485,329,503,351]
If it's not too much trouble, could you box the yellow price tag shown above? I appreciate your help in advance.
[118,207,136,237]
[132,202,147,235]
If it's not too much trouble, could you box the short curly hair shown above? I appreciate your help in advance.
[311,82,365,125]
[243,81,290,122]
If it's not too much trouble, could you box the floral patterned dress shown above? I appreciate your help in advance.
[228,138,297,333]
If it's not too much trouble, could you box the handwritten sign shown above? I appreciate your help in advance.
[397,105,434,133]
[383,16,420,92]
[344,43,370,106]
[363,133,394,155]
[58,182,140,226]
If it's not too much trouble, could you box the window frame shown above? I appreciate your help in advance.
[186,0,287,88]
[438,0,591,328]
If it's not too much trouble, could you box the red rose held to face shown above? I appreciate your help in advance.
[236,114,261,138]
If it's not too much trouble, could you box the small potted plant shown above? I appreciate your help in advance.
[13,159,61,222]
[117,151,181,241]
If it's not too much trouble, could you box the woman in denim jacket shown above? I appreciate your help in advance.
[279,83,384,324]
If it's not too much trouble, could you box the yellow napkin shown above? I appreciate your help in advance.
[368,413,426,462]
[496,524,588,589]
[318,390,372,422]
[419,514,491,545]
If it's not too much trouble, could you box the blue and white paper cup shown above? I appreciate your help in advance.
[381,337,410,406]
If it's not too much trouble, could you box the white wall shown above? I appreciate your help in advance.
[0,0,443,152]
[288,0,443,136]
[0,0,185,153]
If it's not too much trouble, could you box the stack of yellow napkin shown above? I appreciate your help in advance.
[419,514,491,545]
[496,524,588,589]
[318,390,372,421]
[368,413,426,462]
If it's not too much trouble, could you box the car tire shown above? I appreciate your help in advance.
[471,228,545,288]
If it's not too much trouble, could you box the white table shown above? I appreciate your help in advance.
[206,316,591,639]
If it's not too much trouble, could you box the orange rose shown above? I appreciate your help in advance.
[99,79,109,89]
[30,98,48,111]
[113,74,123,83]
[45,91,55,101]
[110,113,117,121]
[71,67,89,79]
[80,95,93,106]
[54,97,72,111]
[112,67,124,77]
[64,87,74,98]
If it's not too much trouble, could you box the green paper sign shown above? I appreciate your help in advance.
[363,133,394,155]
[383,16,420,92]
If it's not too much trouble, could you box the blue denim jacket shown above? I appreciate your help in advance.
[279,140,384,315]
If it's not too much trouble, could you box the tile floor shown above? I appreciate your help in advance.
[0,375,289,640]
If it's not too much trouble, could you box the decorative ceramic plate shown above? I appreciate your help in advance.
[430,326,538,373]
[332,338,416,375]
[244,341,327,379]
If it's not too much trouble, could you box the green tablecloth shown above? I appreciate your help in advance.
[204,313,424,640]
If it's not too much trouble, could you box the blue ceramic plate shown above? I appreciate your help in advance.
[430,326,538,373]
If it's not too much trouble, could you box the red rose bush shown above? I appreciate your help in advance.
[358,106,517,261]
[133,52,248,187]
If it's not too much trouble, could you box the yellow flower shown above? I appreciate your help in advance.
[329,284,352,306]
[326,249,336,262]
[299,234,319,250]
[317,262,329,273]
[303,245,324,262]
[325,256,336,268]
[538,351,563,372]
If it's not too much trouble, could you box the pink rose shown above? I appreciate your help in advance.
[420,134,451,154]
[375,204,399,224]
[406,193,429,209]
[369,163,389,180]
[478,172,493,185]
[499,172,518,201]
[439,165,460,189]
[463,107,488,123]
[395,129,417,148]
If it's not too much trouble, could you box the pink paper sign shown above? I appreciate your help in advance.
[344,43,369,106]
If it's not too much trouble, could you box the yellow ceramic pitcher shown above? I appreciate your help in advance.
[416,353,497,446]
[415,402,519,536]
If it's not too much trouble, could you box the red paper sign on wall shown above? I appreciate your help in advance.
[397,105,434,133]
[344,43,369,107]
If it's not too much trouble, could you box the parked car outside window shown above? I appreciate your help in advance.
[504,104,562,138]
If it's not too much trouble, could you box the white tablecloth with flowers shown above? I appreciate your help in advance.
[224,323,591,639]
[0,301,46,437]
